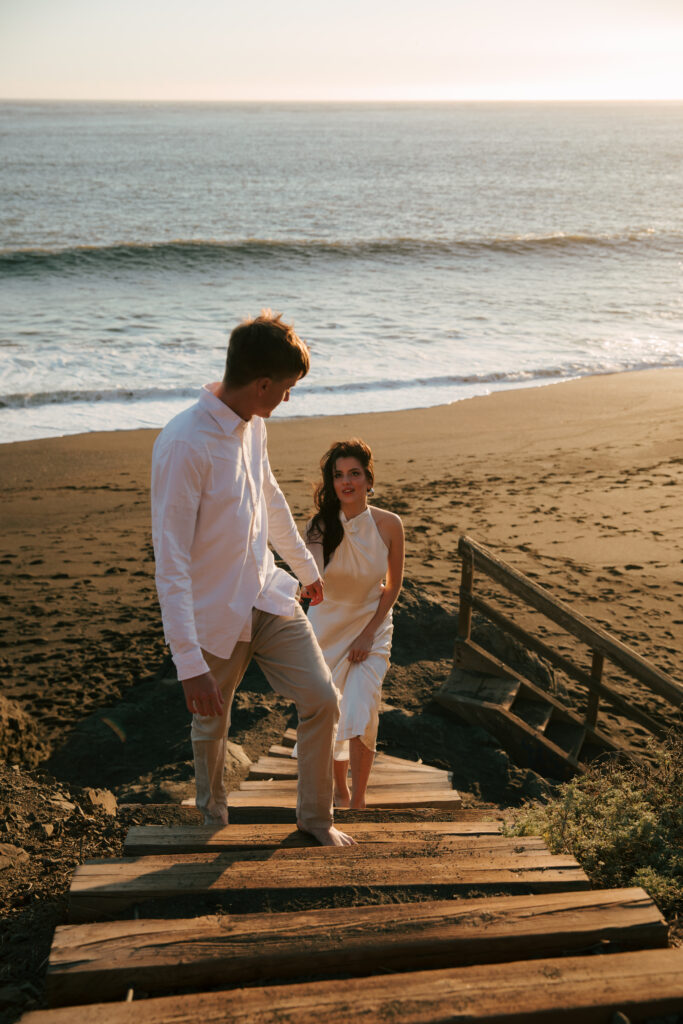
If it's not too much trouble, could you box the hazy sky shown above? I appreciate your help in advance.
[2,0,683,101]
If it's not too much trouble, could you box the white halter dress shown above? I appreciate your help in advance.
[308,507,393,761]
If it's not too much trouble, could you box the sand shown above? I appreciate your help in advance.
[1,368,682,774]
[2,367,682,1024]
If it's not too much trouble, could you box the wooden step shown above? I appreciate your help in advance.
[68,848,588,922]
[267,745,449,771]
[543,716,586,760]
[123,820,504,855]
[128,840,556,865]
[26,947,683,1022]
[248,756,450,781]
[46,887,666,1007]
[439,643,619,780]
[249,766,451,783]
[268,744,299,758]
[228,777,462,809]
[509,696,553,732]
[132,803,504,826]
[239,777,453,792]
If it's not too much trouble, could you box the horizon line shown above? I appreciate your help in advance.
[3,96,683,105]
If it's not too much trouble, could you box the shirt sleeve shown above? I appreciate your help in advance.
[261,426,319,587]
[151,437,210,680]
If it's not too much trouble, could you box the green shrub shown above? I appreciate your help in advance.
[505,732,683,918]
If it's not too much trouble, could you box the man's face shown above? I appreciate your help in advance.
[256,373,301,418]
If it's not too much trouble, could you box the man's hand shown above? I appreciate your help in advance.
[181,671,224,717]
[301,579,324,606]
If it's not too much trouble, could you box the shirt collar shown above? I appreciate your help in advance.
[200,383,247,437]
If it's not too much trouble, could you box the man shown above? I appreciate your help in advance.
[151,311,354,846]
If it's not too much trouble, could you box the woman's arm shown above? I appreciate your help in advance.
[303,517,325,577]
[347,511,404,663]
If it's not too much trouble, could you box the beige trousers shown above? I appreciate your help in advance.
[191,606,340,830]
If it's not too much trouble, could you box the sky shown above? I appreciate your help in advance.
[2,0,683,102]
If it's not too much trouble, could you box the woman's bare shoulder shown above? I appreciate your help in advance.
[369,506,403,530]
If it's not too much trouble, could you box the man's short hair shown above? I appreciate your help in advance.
[224,310,310,387]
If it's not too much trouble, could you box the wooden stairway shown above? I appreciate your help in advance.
[226,727,463,812]
[19,729,683,1023]
[436,656,617,781]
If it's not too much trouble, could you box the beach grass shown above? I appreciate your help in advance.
[505,732,683,919]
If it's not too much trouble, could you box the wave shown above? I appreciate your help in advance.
[0,230,675,276]
[3,358,682,410]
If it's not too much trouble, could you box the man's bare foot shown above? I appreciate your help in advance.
[297,823,356,846]
[203,802,229,826]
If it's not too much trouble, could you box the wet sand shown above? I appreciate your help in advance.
[1,368,681,766]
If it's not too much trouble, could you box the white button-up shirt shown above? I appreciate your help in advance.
[151,383,319,680]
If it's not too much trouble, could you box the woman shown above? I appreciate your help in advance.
[303,439,404,809]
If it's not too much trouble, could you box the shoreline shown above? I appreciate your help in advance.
[3,364,682,447]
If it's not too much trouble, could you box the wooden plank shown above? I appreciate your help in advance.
[123,820,504,855]
[268,744,299,758]
[46,887,666,1007]
[72,846,567,870]
[27,948,683,1022]
[226,788,462,810]
[121,836,545,860]
[250,756,449,777]
[239,777,454,792]
[458,542,474,641]
[68,851,589,921]
[452,641,615,741]
[127,840,553,865]
[245,769,452,785]
[584,650,604,728]
[467,595,667,739]
[373,753,448,771]
[459,535,683,709]
[249,766,451,783]
[267,746,448,771]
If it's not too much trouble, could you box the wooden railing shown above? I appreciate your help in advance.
[457,535,683,737]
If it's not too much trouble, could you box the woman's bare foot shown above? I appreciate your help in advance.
[349,794,366,810]
[334,787,351,808]
[297,823,356,846]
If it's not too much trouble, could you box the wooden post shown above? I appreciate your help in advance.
[584,650,604,729]
[458,547,474,643]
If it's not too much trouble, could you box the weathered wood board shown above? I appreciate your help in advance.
[47,887,667,1006]
[68,850,589,921]
[248,758,450,782]
[25,948,683,1022]
[227,786,463,810]
[123,819,504,855]
[239,778,454,794]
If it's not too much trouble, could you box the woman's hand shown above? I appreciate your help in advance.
[348,628,374,663]
[301,579,324,605]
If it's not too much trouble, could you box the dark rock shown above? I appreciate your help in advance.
[0,844,29,871]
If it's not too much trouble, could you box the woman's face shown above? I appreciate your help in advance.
[332,456,370,507]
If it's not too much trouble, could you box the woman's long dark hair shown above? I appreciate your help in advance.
[307,439,375,566]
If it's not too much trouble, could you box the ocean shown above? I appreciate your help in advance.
[1,101,682,443]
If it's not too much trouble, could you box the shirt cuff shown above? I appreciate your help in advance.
[298,552,321,588]
[173,648,210,681]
